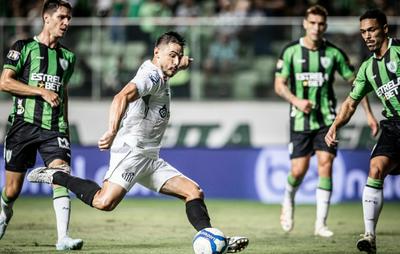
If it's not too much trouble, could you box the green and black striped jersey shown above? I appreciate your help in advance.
[350,38,400,120]
[276,38,354,132]
[3,36,75,133]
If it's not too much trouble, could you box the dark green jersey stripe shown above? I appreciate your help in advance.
[351,38,400,120]
[276,39,354,131]
[3,38,75,133]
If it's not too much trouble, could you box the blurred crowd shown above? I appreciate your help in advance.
[1,0,399,19]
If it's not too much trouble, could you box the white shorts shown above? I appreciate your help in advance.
[104,145,182,192]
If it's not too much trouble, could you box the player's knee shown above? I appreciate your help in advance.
[4,184,22,201]
[93,197,117,211]
[186,186,204,200]
[369,161,385,179]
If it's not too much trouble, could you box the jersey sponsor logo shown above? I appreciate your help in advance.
[31,73,62,92]
[386,60,398,73]
[320,57,332,69]
[59,58,69,70]
[5,149,12,163]
[57,137,71,149]
[296,72,326,87]
[7,50,20,61]
[122,172,135,183]
[376,77,400,100]
[16,99,25,115]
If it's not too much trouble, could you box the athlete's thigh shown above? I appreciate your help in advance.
[38,129,71,166]
[139,158,183,193]
[159,175,200,200]
[4,120,40,172]
[371,120,400,161]
[289,130,314,159]
[313,126,337,156]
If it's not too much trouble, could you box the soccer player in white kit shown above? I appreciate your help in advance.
[27,31,248,253]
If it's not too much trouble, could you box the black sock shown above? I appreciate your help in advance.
[186,198,211,231]
[53,171,101,207]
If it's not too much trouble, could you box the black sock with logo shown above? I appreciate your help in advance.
[53,171,101,207]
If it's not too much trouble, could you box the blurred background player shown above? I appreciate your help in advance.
[274,4,379,237]
[0,0,83,250]
[325,9,400,254]
[27,31,249,253]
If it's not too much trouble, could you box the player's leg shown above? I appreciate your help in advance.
[0,171,24,239]
[357,155,397,254]
[281,131,313,232]
[314,150,335,237]
[144,159,248,253]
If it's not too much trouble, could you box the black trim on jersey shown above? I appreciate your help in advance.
[316,47,325,127]
[383,52,400,118]
[142,95,151,119]
[301,46,310,131]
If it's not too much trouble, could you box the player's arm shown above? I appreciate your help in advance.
[0,68,60,107]
[98,82,140,150]
[274,76,313,114]
[325,96,360,147]
[178,56,193,71]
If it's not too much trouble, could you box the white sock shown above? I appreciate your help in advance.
[315,188,332,226]
[1,196,14,221]
[53,197,71,241]
[362,186,383,236]
[283,182,298,207]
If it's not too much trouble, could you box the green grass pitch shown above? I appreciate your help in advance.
[1,197,399,253]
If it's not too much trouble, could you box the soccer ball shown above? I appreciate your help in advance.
[192,227,228,254]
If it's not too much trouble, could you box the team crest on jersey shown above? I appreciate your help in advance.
[5,149,12,163]
[386,60,397,73]
[159,104,168,118]
[320,57,331,69]
[59,58,69,70]
[7,50,20,61]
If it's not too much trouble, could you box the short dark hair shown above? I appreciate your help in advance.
[42,0,72,17]
[155,31,185,48]
[360,9,387,28]
[305,5,328,19]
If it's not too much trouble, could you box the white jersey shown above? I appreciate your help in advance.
[113,60,170,158]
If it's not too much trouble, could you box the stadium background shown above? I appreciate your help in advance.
[0,0,400,203]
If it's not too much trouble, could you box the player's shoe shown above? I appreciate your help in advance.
[0,209,13,240]
[280,202,294,232]
[56,237,84,251]
[226,236,249,253]
[356,233,376,254]
[27,166,70,184]
[314,223,334,238]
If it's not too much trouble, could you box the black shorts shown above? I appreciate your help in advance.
[4,119,71,172]
[371,120,400,161]
[289,126,337,159]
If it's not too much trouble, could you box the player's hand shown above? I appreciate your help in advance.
[367,115,379,137]
[293,98,313,114]
[41,89,60,107]
[178,56,193,70]
[325,126,338,147]
[98,131,116,151]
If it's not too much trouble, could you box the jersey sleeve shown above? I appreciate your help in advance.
[131,69,160,97]
[3,40,26,74]
[349,63,373,101]
[335,48,355,81]
[64,54,76,85]
[275,46,292,79]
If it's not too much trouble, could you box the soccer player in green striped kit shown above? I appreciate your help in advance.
[326,9,400,254]
[0,0,82,250]
[275,5,379,237]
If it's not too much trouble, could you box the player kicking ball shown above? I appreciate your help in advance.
[27,31,248,253]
